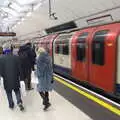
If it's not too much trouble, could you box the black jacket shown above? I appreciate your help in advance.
[0,54,22,92]
[19,45,36,67]
[18,45,36,79]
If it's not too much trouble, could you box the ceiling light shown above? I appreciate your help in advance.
[17,0,36,5]
[9,16,13,19]
[34,3,42,10]
[12,25,16,29]
[21,18,25,21]
[14,25,16,28]
[3,18,9,21]
[2,7,18,16]
[17,21,21,25]
[10,2,22,12]
[26,11,32,16]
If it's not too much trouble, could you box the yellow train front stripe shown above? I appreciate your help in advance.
[54,76,120,116]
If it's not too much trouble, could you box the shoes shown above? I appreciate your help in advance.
[43,103,51,111]
[18,103,24,111]
[9,103,14,110]
[43,101,45,105]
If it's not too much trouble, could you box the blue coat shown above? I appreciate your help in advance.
[36,52,53,92]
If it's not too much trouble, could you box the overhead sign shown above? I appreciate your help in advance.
[45,21,77,34]
[0,32,16,36]
[87,14,113,25]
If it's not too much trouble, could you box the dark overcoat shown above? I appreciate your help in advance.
[0,54,22,92]
[18,45,36,80]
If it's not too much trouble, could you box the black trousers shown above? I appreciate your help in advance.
[25,69,32,89]
[39,92,49,105]
[6,89,22,108]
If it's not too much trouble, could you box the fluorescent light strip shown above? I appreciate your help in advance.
[34,3,42,10]
[26,12,32,17]
[21,18,25,21]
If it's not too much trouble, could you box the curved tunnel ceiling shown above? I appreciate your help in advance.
[1,0,120,39]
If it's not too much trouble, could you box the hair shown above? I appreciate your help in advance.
[37,47,46,55]
[25,42,31,46]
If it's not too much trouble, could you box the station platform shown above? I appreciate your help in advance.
[0,72,120,120]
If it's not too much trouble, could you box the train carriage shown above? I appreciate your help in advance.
[38,22,120,95]
[53,33,74,76]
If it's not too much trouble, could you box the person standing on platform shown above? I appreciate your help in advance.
[0,49,24,111]
[28,43,36,71]
[18,42,36,90]
[36,47,54,111]
[0,46,3,55]
[0,46,3,82]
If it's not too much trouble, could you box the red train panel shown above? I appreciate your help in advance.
[71,23,120,92]
[71,28,95,82]
[39,34,58,56]
[89,23,120,92]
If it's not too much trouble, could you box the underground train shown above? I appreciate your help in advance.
[38,22,120,95]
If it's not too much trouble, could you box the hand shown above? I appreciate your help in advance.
[51,80,54,83]
[32,66,35,71]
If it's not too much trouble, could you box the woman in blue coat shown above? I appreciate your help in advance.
[36,47,53,110]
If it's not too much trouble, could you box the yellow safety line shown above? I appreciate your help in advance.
[54,76,120,116]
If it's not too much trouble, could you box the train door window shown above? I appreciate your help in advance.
[60,34,72,55]
[55,41,63,54]
[59,42,63,54]
[77,32,88,61]
[63,40,69,55]
[92,30,109,65]
[55,34,72,55]
[55,41,60,54]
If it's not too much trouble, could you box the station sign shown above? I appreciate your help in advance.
[87,14,113,25]
[0,32,16,36]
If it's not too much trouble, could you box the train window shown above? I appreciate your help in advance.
[63,41,69,55]
[55,43,60,53]
[59,43,63,54]
[55,41,62,54]
[55,34,72,55]
[92,30,109,65]
[77,32,88,61]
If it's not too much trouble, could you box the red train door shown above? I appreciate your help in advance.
[89,24,119,92]
[71,28,95,82]
[47,34,58,56]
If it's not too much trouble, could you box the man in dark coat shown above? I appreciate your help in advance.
[0,49,24,111]
[25,42,36,71]
[18,42,36,90]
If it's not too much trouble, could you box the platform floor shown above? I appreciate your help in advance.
[0,74,92,120]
